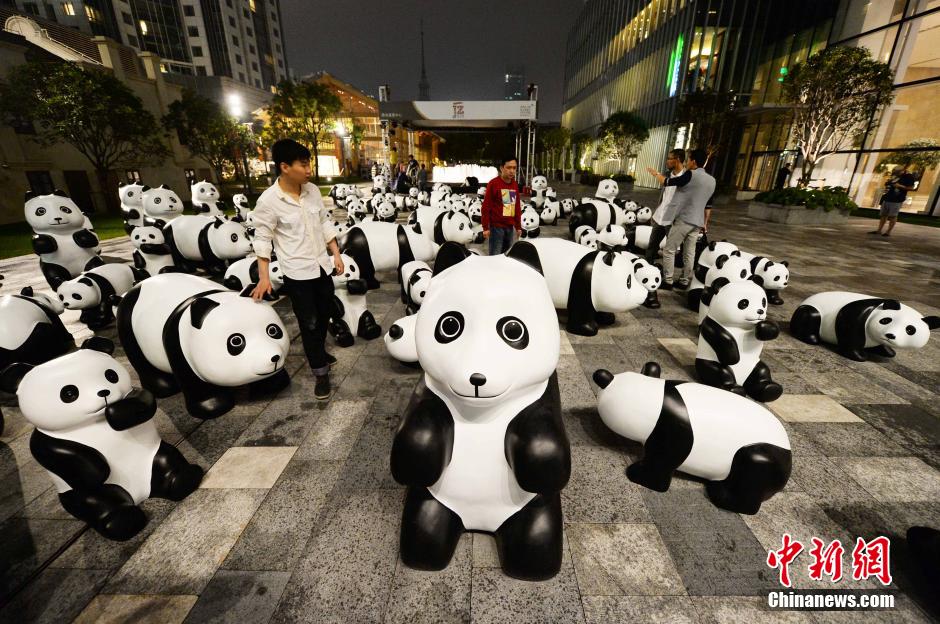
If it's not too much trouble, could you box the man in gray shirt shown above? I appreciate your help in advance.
[647,148,716,290]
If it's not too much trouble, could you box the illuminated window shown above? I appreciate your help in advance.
[61,2,74,16]
[139,20,148,35]
[249,0,256,12]
[160,63,168,73]
[84,5,100,21]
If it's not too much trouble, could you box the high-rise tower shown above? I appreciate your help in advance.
[417,18,430,100]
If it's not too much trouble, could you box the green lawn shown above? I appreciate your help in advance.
[0,216,128,260]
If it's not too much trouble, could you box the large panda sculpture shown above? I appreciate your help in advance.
[568,179,623,235]
[326,253,382,347]
[400,259,433,315]
[131,226,177,275]
[0,286,74,371]
[163,215,252,275]
[26,190,103,291]
[696,278,782,402]
[0,338,204,540]
[56,264,142,330]
[737,251,790,305]
[141,185,184,228]
[593,362,791,514]
[190,180,224,217]
[116,273,291,419]
[790,292,940,361]
[687,240,739,311]
[508,239,646,336]
[389,242,571,581]
[223,256,284,300]
[342,221,441,290]
[520,206,541,239]
[119,182,146,233]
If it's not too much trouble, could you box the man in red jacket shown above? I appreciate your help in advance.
[482,156,523,255]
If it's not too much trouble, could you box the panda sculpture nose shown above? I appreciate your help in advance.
[271,355,280,363]
[469,373,487,387]
[97,389,110,397]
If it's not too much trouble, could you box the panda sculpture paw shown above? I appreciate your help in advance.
[869,344,896,358]
[330,320,355,348]
[595,312,617,327]
[626,461,673,492]
[59,485,149,541]
[357,312,382,340]
[566,319,598,337]
[643,291,661,309]
[767,290,784,306]
[494,493,564,581]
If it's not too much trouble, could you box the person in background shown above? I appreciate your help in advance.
[871,166,916,237]
[395,164,410,193]
[775,163,792,190]
[417,164,429,192]
[481,156,522,255]
[645,149,686,264]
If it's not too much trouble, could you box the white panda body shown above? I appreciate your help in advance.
[801,291,932,349]
[119,182,146,230]
[0,296,50,352]
[697,321,762,384]
[526,238,591,309]
[598,224,628,249]
[25,193,101,281]
[191,181,223,217]
[165,215,252,263]
[57,264,137,311]
[223,257,284,294]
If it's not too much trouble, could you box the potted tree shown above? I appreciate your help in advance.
[598,110,649,190]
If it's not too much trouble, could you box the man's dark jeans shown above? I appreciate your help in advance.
[284,269,335,377]
[488,227,515,255]
[644,222,671,264]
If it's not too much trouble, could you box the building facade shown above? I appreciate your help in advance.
[504,65,525,100]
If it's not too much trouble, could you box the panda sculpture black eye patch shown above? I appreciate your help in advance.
[497,316,528,349]
[435,311,464,343]
[60,384,79,403]
[105,369,119,383]
[266,323,283,339]
[738,299,749,310]
[879,317,892,325]
[227,333,246,355]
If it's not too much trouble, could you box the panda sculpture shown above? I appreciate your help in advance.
[223,256,284,300]
[597,224,629,250]
[384,314,419,364]
[118,182,146,233]
[0,286,74,372]
[559,198,576,217]
[418,190,431,206]
[342,221,443,290]
[635,206,653,224]
[593,362,791,514]
[568,179,624,235]
[331,220,352,246]
[620,199,638,213]
[508,239,646,336]
[26,190,103,291]
[620,251,662,309]
[163,215,252,275]
[405,187,420,210]
[56,264,143,330]
[400,259,433,315]
[687,240,740,312]
[529,176,555,209]
[409,207,475,247]
[696,254,753,323]
[737,251,790,305]
[141,185,184,228]
[372,174,390,195]
[131,226,177,276]
[574,225,599,250]
[116,273,291,419]
[190,180,224,217]
[326,253,382,347]
[429,186,452,208]
[344,197,369,224]
[538,201,559,226]
[389,242,570,581]
[0,338,204,540]
[520,207,541,239]
[375,200,398,223]
[232,193,252,223]
[695,278,782,402]
[329,184,349,208]
[790,292,940,361]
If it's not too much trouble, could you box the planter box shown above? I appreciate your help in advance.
[747,201,850,225]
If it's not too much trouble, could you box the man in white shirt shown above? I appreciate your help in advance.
[645,149,685,264]
[251,139,344,400]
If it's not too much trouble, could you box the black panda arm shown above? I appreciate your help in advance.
[127,208,140,219]
[140,243,171,255]
[30,430,110,489]
[72,229,99,248]
[105,388,157,431]
[834,299,882,359]
[504,374,570,494]
[31,234,58,254]
[133,250,145,269]
[755,320,779,341]
[390,380,454,486]
[700,316,740,365]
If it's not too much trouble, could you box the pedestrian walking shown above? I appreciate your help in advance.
[871,166,915,237]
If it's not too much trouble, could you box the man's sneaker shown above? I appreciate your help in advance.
[676,280,690,290]
[314,375,332,400]
[660,282,674,291]
[326,353,337,365]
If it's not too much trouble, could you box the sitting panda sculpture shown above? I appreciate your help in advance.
[520,206,541,239]
[375,200,398,223]
[404,187,420,210]
[736,251,790,305]
[790,292,940,361]
[326,253,382,347]
[190,180,224,217]
[538,201,559,227]
[163,215,252,275]
[223,256,284,300]
[508,239,646,336]
[558,198,575,217]
[0,338,204,540]
[342,221,442,290]
[0,286,74,371]
[400,259,433,315]
[232,194,252,224]
[529,175,553,209]
[56,264,143,330]
[131,226,177,276]
[620,251,662,309]
[593,362,791,514]
[372,173,390,195]
[141,185,184,228]
[687,240,739,312]
[696,278,782,402]
[696,254,753,323]
[119,182,146,233]
[635,206,653,224]
[26,190,103,291]
[574,225,599,250]
[116,273,291,419]
[390,242,571,581]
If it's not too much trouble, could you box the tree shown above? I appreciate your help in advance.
[782,46,895,186]
[674,89,740,167]
[875,138,940,176]
[163,89,245,184]
[598,110,649,173]
[0,61,169,214]
[262,80,342,181]
[541,127,572,173]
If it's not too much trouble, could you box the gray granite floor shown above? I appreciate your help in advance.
[1,189,939,623]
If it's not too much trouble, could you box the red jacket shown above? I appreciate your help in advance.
[481,176,522,230]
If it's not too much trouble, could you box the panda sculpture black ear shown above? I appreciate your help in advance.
[751,274,764,287]
[709,277,731,295]
[20,286,33,297]
[640,361,661,378]
[708,241,717,251]
[505,240,544,275]
[190,297,220,328]
[159,184,169,190]
[432,242,472,275]
[78,277,94,287]
[924,316,940,330]
[731,250,742,257]
[714,254,729,269]
[602,251,616,266]
[592,369,614,389]
[24,190,39,202]
[81,336,115,354]
[212,217,225,228]
[882,300,901,311]
[52,189,69,197]
[0,363,33,393]
[781,260,789,267]
[141,185,151,192]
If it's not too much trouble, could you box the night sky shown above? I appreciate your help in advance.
[279,0,584,122]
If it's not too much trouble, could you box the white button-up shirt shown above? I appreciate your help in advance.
[653,168,685,226]
[251,180,338,279]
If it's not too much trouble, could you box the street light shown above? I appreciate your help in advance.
[226,93,243,119]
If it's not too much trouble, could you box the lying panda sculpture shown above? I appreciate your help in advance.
[593,362,791,514]
[390,242,571,581]
[0,338,204,540]
[131,226,177,275]
[119,182,146,233]
[327,253,381,347]
[400,259,433,315]
[341,221,441,290]
[26,190,103,291]
[597,224,629,250]
[790,292,940,361]
[56,264,143,330]
[0,286,74,372]
[568,179,623,235]
[163,215,252,275]
[223,256,284,300]
[116,273,291,419]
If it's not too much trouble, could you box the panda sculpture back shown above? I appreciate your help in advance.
[0,287,75,372]
[390,243,571,581]
[593,362,791,514]
[0,338,203,540]
[25,190,103,290]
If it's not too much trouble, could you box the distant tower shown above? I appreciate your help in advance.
[504,66,526,100]
[418,19,430,100]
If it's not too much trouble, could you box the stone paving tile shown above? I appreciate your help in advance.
[199,446,297,489]
[768,395,864,423]
[788,422,910,457]
[384,533,472,624]
[332,409,401,491]
[74,594,198,624]
[0,516,84,599]
[293,399,371,460]
[562,444,650,523]
[0,566,109,624]
[788,455,877,506]
[845,403,940,453]
[582,595,700,624]
[691,596,815,623]
[182,570,291,624]
[469,566,586,624]
[829,457,940,503]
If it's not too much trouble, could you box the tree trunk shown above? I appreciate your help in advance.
[800,155,815,188]
[312,143,320,182]
[94,168,121,216]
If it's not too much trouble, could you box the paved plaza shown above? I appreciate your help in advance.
[1,189,939,623]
